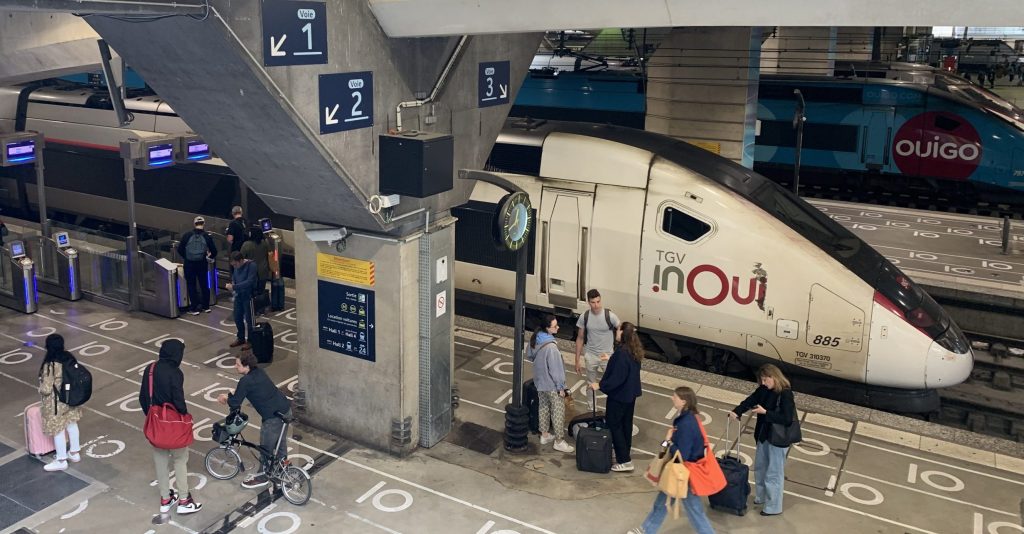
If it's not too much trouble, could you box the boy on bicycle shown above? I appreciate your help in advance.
[217,352,292,489]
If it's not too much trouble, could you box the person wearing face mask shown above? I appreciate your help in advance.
[728,364,795,517]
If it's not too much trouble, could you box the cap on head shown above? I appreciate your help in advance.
[193,216,205,226]
[231,206,243,216]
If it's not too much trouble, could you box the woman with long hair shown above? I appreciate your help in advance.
[37,334,83,472]
[729,364,795,516]
[529,314,574,453]
[629,386,715,534]
[597,321,643,472]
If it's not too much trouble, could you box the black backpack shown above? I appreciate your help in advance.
[582,309,615,345]
[55,357,93,408]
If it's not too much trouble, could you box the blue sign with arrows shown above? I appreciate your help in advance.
[318,71,374,134]
[478,61,510,108]
[261,0,328,67]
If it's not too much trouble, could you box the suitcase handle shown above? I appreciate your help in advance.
[720,413,752,457]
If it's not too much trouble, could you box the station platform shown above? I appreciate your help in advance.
[1,296,1023,534]
[807,199,1024,335]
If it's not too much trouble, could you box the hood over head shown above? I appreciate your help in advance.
[159,339,185,366]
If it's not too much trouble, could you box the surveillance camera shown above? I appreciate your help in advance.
[305,227,349,246]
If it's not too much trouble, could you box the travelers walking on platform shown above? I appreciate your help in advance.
[227,251,258,349]
[729,364,796,517]
[139,339,203,515]
[217,352,292,489]
[597,322,643,472]
[529,315,575,454]
[37,334,83,472]
[629,386,716,534]
[575,288,620,411]
[240,224,272,300]
[177,216,217,315]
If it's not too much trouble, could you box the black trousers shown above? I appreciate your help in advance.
[183,260,210,311]
[606,397,635,464]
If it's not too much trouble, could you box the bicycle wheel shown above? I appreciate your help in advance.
[279,465,312,505]
[205,446,242,480]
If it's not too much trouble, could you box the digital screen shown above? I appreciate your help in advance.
[5,139,36,164]
[186,140,211,160]
[259,218,273,232]
[55,232,70,247]
[10,241,25,258]
[147,143,174,166]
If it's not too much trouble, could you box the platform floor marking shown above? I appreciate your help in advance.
[175,317,298,353]
[346,512,403,534]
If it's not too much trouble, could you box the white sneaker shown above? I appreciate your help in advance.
[539,434,554,445]
[627,528,644,534]
[176,495,202,515]
[188,310,200,316]
[44,459,68,471]
[553,440,575,453]
[68,451,81,463]
[611,462,635,472]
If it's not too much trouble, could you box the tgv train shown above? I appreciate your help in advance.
[755,62,1024,205]
[0,81,296,275]
[510,62,1024,207]
[456,118,973,413]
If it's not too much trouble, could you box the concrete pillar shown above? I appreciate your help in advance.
[645,27,762,168]
[0,12,105,84]
[836,27,874,62]
[295,217,455,456]
[761,27,837,75]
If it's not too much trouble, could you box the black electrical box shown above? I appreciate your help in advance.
[379,131,454,198]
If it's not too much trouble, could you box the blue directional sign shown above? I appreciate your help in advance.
[261,0,328,67]
[478,61,511,108]
[319,71,373,134]
[318,280,375,362]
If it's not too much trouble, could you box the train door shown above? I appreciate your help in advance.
[538,188,594,309]
[861,107,895,170]
[804,284,867,380]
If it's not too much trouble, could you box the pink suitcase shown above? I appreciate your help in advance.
[24,402,55,458]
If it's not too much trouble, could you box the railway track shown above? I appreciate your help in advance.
[799,184,1024,220]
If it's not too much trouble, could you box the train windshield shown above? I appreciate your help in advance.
[747,182,862,258]
[934,75,1024,130]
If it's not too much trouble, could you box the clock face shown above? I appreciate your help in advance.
[495,191,532,251]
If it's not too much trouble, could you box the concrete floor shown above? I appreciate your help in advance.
[0,296,1022,534]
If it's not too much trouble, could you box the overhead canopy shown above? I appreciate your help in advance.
[368,0,1024,38]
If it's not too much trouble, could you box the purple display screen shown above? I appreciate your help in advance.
[147,143,174,166]
[186,141,210,160]
[5,139,35,163]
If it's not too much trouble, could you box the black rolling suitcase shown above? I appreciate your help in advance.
[575,389,613,473]
[523,379,540,434]
[251,321,274,364]
[252,290,270,316]
[708,417,751,516]
[270,277,285,311]
[566,388,606,438]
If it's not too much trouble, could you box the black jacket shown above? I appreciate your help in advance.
[139,339,188,415]
[227,367,290,422]
[177,230,217,263]
[732,385,796,443]
[599,347,642,404]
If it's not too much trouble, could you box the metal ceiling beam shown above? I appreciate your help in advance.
[0,0,206,16]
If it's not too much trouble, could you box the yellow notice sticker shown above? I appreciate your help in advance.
[317,254,375,286]
[687,140,721,155]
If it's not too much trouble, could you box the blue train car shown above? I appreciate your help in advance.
[755,65,1024,204]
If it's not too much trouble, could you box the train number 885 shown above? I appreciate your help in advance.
[812,335,841,347]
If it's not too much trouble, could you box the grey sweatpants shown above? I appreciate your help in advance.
[153,446,190,497]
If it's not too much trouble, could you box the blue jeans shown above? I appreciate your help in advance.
[755,440,788,514]
[641,490,715,534]
[233,294,253,342]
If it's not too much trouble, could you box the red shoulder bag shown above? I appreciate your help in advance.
[685,418,728,496]
[143,363,194,450]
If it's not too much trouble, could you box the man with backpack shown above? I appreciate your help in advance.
[177,216,217,315]
[575,288,621,411]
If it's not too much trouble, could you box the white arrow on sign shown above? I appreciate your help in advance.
[325,104,339,125]
[270,35,287,57]
[499,84,508,99]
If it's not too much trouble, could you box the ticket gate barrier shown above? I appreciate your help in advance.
[0,240,38,313]
[139,251,180,318]
[33,231,82,301]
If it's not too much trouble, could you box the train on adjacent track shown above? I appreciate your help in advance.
[510,62,1024,209]
[0,80,974,413]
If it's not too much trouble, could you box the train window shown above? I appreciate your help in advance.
[661,206,711,242]
[758,121,859,152]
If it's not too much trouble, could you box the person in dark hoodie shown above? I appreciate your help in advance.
[226,251,258,349]
[176,216,217,316]
[217,352,291,489]
[596,321,643,473]
[139,339,203,515]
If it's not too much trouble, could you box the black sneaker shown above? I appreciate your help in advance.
[241,474,269,489]
[176,494,202,515]
[160,490,178,513]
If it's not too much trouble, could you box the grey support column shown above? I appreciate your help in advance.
[646,27,763,168]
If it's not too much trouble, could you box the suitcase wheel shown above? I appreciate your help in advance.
[736,508,746,517]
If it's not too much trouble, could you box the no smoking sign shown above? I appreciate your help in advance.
[435,290,446,318]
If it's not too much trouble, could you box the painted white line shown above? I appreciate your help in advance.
[846,470,1017,517]
[346,512,403,534]
[870,244,1024,268]
[59,500,88,519]
[175,317,298,353]
[238,502,277,529]
[783,489,939,534]
[852,439,1024,487]
[214,304,296,328]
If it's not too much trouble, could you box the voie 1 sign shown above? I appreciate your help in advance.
[318,280,375,362]
[261,0,328,66]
